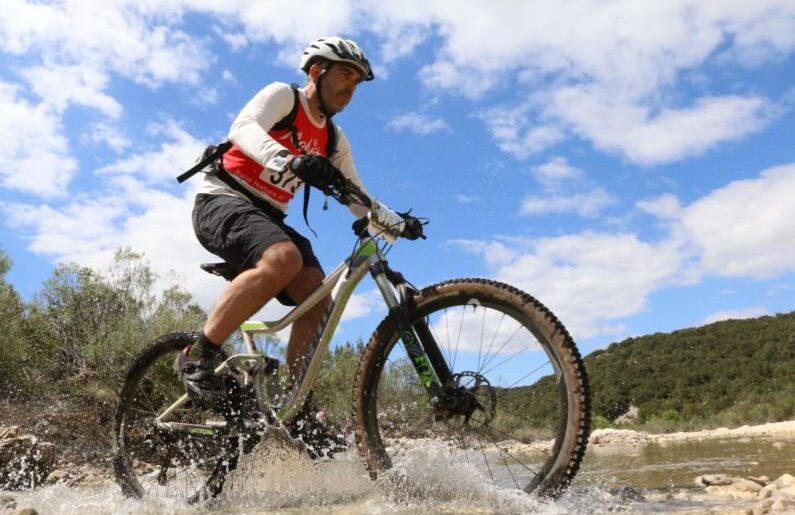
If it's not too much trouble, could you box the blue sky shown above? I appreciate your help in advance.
[1,1,794,356]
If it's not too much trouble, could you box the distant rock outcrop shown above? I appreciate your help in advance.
[614,405,640,425]
[0,426,55,490]
[695,473,795,513]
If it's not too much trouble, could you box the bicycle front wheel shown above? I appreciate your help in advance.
[353,279,590,499]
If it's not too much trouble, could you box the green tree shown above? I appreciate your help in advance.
[23,248,206,398]
[0,249,29,398]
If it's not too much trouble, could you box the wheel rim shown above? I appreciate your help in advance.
[367,296,577,494]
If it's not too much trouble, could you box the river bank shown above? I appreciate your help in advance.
[588,420,795,448]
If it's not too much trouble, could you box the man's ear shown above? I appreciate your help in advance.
[309,62,329,82]
[309,63,324,82]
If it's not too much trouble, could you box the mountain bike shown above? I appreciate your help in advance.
[112,173,591,505]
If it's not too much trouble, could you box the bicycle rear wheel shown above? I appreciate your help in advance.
[113,332,249,503]
[353,279,590,499]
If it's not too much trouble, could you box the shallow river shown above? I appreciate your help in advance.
[4,435,795,514]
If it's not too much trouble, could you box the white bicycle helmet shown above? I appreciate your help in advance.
[300,36,374,81]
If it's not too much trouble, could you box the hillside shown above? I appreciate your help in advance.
[585,311,795,428]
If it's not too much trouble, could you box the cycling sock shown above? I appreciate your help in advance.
[188,332,223,360]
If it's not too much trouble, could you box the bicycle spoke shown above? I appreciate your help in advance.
[478,312,506,375]
[478,322,524,374]
[474,431,497,487]
[451,304,466,370]
[487,434,523,490]
[428,319,454,370]
[483,426,543,479]
[503,360,554,390]
[477,306,487,371]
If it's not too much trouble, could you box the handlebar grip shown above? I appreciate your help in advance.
[401,216,425,240]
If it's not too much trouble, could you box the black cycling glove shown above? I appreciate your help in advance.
[290,155,340,192]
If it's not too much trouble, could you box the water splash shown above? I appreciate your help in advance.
[2,441,638,514]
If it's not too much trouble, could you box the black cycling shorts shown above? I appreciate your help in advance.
[192,193,322,305]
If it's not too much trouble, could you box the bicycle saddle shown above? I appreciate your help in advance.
[200,262,237,281]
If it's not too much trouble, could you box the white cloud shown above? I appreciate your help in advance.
[4,197,130,264]
[392,1,792,162]
[519,187,615,218]
[0,82,77,198]
[550,89,775,165]
[0,0,211,87]
[19,64,122,118]
[387,111,450,135]
[3,1,791,168]
[452,162,795,340]
[194,87,220,106]
[446,239,519,267]
[2,169,266,320]
[96,120,207,183]
[703,307,768,324]
[478,105,563,159]
[452,232,684,340]
[218,31,248,52]
[82,123,132,153]
[222,69,237,84]
[419,61,499,99]
[456,194,479,204]
[532,157,583,189]
[636,194,682,220]
[341,289,386,321]
[678,164,795,279]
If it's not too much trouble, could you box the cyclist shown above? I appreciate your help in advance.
[184,36,374,456]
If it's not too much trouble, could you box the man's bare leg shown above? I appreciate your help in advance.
[282,266,331,379]
[203,241,303,346]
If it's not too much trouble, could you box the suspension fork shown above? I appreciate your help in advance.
[370,260,454,400]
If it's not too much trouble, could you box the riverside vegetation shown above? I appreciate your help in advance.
[1,245,794,487]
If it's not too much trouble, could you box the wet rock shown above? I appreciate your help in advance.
[610,485,646,502]
[1,494,16,509]
[45,469,69,484]
[0,426,56,490]
[705,484,759,500]
[759,474,795,500]
[588,428,651,447]
[753,498,775,515]
[696,473,734,486]
[696,474,769,503]
[749,476,771,487]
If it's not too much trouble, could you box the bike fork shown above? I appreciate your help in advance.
[371,261,453,401]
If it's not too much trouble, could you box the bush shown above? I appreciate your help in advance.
[592,416,611,430]
[7,248,206,399]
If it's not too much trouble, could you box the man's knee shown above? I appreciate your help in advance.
[254,241,303,281]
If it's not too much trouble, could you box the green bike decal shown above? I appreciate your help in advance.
[401,330,438,388]
[413,355,436,388]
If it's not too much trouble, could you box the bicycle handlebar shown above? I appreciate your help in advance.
[322,166,426,242]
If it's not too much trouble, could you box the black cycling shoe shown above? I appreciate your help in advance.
[176,346,230,410]
[287,394,349,460]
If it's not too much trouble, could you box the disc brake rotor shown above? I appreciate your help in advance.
[449,371,497,427]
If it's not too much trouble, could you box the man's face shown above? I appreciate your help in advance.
[319,63,363,114]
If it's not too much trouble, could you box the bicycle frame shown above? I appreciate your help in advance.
[156,235,452,431]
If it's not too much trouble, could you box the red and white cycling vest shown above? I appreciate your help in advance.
[222,100,329,205]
